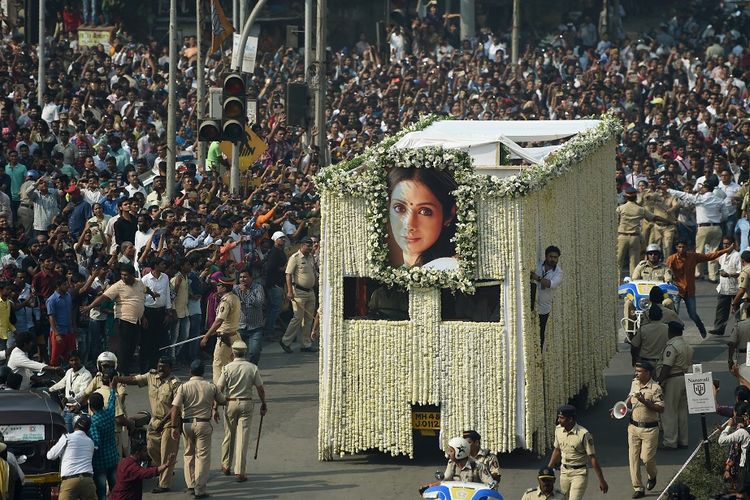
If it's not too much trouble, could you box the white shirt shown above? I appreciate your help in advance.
[125,184,147,198]
[718,181,741,217]
[533,261,563,315]
[142,271,172,309]
[719,426,750,467]
[134,229,153,257]
[668,189,727,224]
[717,249,742,295]
[81,188,104,206]
[46,430,95,477]
[7,347,48,390]
[182,231,207,250]
[49,366,93,399]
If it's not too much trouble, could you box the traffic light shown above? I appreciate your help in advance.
[197,119,221,142]
[286,82,309,127]
[222,73,246,142]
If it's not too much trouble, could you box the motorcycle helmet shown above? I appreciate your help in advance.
[447,437,470,460]
[96,351,118,372]
[72,414,91,432]
[645,244,662,255]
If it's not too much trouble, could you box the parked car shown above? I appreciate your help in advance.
[0,390,66,500]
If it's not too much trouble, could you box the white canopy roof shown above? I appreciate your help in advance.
[393,119,601,166]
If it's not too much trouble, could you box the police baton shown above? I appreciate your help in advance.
[254,412,264,460]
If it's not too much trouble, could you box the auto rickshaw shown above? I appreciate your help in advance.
[421,481,503,500]
[618,279,679,338]
[0,390,67,499]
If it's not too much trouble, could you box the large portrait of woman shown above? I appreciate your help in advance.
[386,166,459,271]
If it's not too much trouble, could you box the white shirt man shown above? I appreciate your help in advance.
[668,186,727,224]
[142,265,172,310]
[46,427,95,476]
[49,365,93,400]
[718,174,741,219]
[7,346,50,390]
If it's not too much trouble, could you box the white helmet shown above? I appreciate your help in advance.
[645,244,662,255]
[448,437,470,460]
[96,351,118,371]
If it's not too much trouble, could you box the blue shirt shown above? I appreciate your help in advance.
[46,290,73,333]
[737,218,750,251]
[67,199,93,239]
[101,195,125,217]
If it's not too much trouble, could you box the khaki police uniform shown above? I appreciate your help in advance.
[133,370,180,489]
[172,375,226,497]
[617,201,655,276]
[212,292,241,385]
[729,319,750,380]
[521,487,565,500]
[217,356,263,476]
[442,458,494,485]
[738,266,750,320]
[82,373,129,457]
[631,322,668,366]
[624,261,676,321]
[627,378,664,494]
[659,336,693,448]
[281,250,318,350]
[640,191,659,252]
[649,192,679,255]
[553,424,596,500]
[474,448,501,481]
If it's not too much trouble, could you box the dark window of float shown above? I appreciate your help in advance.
[441,280,501,322]
[343,277,410,320]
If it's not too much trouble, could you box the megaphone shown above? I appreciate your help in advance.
[610,401,629,419]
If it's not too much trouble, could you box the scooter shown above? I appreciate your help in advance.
[421,471,503,500]
[618,278,679,338]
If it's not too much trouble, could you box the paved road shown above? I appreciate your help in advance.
[128,279,734,499]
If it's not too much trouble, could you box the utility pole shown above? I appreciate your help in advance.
[304,0,313,147]
[196,0,206,171]
[240,0,247,26]
[233,0,239,30]
[304,0,312,79]
[232,0,268,193]
[459,0,475,41]
[37,0,45,105]
[315,0,327,165]
[166,0,177,200]
[511,0,519,64]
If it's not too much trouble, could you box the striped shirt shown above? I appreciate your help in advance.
[25,185,61,231]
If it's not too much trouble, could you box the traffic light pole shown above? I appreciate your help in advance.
[315,0,327,165]
[166,0,177,200]
[196,0,206,171]
[37,0,45,105]
[231,0,268,194]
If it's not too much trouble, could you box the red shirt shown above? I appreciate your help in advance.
[108,456,159,500]
[31,270,57,312]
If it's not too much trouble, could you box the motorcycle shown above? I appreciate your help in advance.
[618,279,679,338]
[421,471,503,500]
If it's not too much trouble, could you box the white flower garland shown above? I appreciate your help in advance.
[317,115,623,460]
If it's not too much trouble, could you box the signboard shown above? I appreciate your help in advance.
[0,424,46,442]
[685,371,716,414]
[247,98,257,124]
[78,28,113,50]
[219,124,268,171]
[231,27,260,73]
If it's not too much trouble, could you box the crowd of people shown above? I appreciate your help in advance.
[0,0,745,497]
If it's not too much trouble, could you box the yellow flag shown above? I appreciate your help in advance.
[210,0,234,53]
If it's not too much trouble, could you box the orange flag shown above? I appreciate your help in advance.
[210,0,234,53]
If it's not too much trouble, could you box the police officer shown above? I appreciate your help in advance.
[650,180,680,256]
[630,305,668,366]
[216,340,267,482]
[547,405,608,500]
[617,187,672,277]
[76,352,131,458]
[170,360,226,499]
[521,467,565,500]
[116,356,180,493]
[625,361,664,498]
[732,251,750,320]
[280,237,318,353]
[462,430,501,483]
[633,244,674,283]
[200,276,241,385]
[657,321,694,449]
[418,437,494,493]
